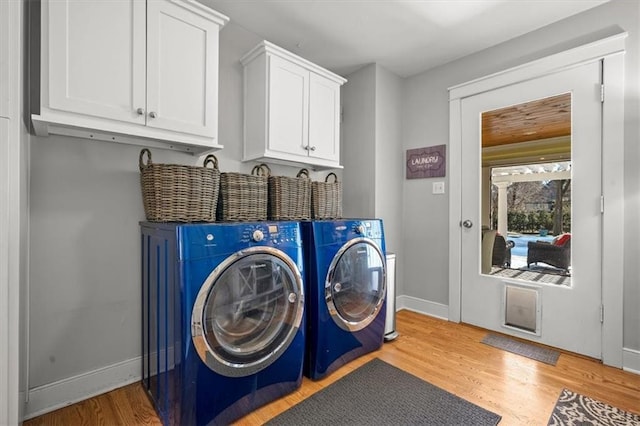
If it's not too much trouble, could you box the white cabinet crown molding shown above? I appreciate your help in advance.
[171,0,229,26]
[240,40,346,85]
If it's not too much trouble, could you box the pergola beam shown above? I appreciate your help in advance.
[492,169,571,184]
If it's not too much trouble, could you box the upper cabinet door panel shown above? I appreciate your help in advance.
[268,55,309,156]
[309,73,340,163]
[47,0,145,124]
[146,1,218,138]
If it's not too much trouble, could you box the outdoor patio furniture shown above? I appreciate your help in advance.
[527,234,571,272]
[481,229,497,274]
[492,234,514,268]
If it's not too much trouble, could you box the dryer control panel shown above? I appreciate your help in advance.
[313,219,384,245]
[356,221,383,239]
[239,222,300,246]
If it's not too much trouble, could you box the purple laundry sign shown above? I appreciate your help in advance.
[406,145,446,179]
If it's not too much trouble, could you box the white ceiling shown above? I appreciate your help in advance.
[202,0,609,78]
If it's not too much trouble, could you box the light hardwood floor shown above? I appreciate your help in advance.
[24,310,640,425]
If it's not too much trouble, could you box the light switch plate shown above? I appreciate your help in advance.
[432,181,445,194]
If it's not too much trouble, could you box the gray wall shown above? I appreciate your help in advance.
[342,64,403,292]
[27,22,334,389]
[342,64,376,218]
[401,0,640,350]
[373,65,403,292]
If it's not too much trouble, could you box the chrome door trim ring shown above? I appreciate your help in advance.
[191,246,304,377]
[325,237,386,332]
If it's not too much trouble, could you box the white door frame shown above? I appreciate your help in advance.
[1,0,23,424]
[448,32,626,367]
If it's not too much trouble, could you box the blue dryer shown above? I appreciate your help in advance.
[141,221,305,425]
[302,219,386,380]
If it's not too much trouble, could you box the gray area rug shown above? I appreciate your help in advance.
[548,388,640,425]
[481,333,560,365]
[266,358,501,425]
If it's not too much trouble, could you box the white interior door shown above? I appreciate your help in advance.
[460,61,603,358]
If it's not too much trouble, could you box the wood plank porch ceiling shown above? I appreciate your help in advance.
[482,93,571,148]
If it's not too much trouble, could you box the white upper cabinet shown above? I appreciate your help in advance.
[241,41,346,170]
[32,0,228,154]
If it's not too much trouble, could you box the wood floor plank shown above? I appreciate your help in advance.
[24,310,640,425]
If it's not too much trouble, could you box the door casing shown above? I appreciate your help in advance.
[448,32,626,367]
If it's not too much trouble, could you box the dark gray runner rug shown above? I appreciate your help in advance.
[482,333,559,365]
[548,388,640,425]
[266,358,501,425]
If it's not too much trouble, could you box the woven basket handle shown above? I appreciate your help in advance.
[325,172,338,183]
[139,148,152,171]
[203,154,218,170]
[252,163,271,177]
[297,168,310,179]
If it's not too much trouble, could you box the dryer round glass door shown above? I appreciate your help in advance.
[191,247,304,377]
[325,238,386,332]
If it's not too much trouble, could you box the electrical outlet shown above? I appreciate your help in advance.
[432,181,445,194]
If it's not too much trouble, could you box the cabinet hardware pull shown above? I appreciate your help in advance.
[136,108,144,115]
[149,111,157,119]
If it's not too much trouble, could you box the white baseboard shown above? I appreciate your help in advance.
[396,295,449,320]
[23,356,142,420]
[623,347,640,375]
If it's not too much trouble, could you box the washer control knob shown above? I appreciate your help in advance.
[252,229,264,242]
[355,224,365,235]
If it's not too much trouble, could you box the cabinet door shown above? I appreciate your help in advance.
[46,0,146,124]
[268,55,309,157]
[308,73,341,163]
[146,1,220,138]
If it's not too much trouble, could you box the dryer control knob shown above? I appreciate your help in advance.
[252,229,264,242]
[355,224,365,235]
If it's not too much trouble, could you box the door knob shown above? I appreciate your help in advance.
[462,220,473,228]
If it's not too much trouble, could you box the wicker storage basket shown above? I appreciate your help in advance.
[139,148,220,222]
[268,169,311,220]
[311,172,342,219]
[218,164,269,221]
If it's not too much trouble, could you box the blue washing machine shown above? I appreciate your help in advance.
[301,219,386,380]
[141,221,305,425]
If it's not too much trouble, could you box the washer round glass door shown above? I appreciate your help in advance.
[191,247,304,377]
[325,238,386,332]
